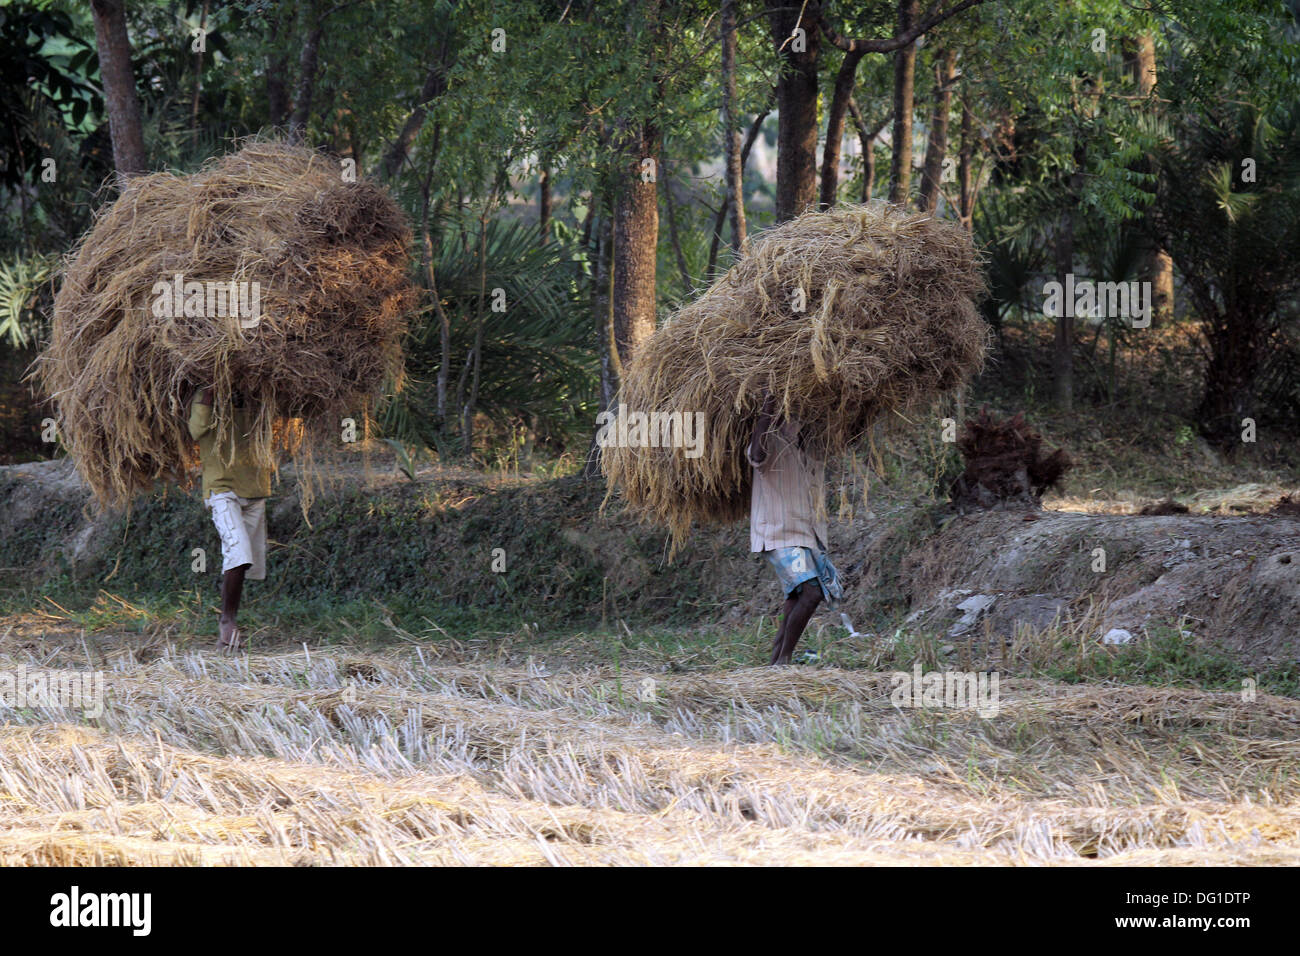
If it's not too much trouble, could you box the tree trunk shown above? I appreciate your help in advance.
[919,47,957,212]
[1126,32,1174,324]
[766,0,820,222]
[708,106,771,276]
[266,3,291,129]
[1054,145,1085,410]
[611,121,659,368]
[721,0,747,249]
[268,61,290,127]
[819,49,865,209]
[1053,215,1075,411]
[288,1,324,142]
[432,257,451,425]
[888,0,919,205]
[414,145,449,425]
[1149,250,1174,324]
[380,57,448,180]
[90,0,147,181]
[539,165,552,243]
[461,205,492,453]
[582,211,617,479]
[848,99,887,202]
[958,94,975,229]
[190,0,209,142]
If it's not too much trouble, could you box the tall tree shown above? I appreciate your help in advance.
[380,42,452,181]
[611,0,662,367]
[611,118,660,367]
[287,0,326,140]
[817,0,987,209]
[919,46,957,211]
[956,93,976,228]
[89,0,146,180]
[582,207,616,479]
[538,165,552,244]
[266,5,291,127]
[847,99,889,202]
[767,0,821,221]
[707,105,771,276]
[1125,32,1174,324]
[819,48,865,208]
[721,0,748,249]
[888,0,920,204]
[1053,141,1085,411]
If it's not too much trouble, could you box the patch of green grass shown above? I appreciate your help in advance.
[1,475,761,633]
[1038,623,1300,698]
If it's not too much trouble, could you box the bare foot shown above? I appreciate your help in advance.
[218,622,243,655]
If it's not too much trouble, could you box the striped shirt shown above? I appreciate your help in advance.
[748,419,828,552]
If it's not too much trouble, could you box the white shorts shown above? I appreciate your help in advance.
[206,491,267,580]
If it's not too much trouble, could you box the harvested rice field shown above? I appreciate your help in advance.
[2,620,1297,866]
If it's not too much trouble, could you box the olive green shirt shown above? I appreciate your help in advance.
[187,399,272,500]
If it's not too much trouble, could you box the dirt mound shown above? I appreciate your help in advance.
[900,510,1300,663]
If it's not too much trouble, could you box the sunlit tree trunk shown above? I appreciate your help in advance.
[612,120,659,367]
[722,0,748,248]
[919,47,957,212]
[1126,33,1174,324]
[888,0,920,205]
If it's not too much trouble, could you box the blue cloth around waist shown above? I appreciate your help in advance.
[764,546,843,608]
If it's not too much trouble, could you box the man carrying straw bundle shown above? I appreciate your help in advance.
[748,393,843,665]
[601,204,989,665]
[188,386,272,653]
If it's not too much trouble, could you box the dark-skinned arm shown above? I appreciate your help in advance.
[747,393,779,470]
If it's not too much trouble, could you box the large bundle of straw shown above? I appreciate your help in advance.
[34,141,415,507]
[602,203,989,545]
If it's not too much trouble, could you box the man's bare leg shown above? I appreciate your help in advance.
[770,594,797,665]
[773,583,823,665]
[218,564,248,653]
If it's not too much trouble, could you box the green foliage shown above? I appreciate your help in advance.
[0,252,57,347]
[1149,2,1300,434]
[381,438,420,481]
[382,214,597,452]
[972,190,1049,334]
[3,0,1299,453]
[0,0,98,190]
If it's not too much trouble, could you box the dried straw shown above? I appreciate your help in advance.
[3,639,1299,866]
[602,202,989,546]
[33,140,416,509]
